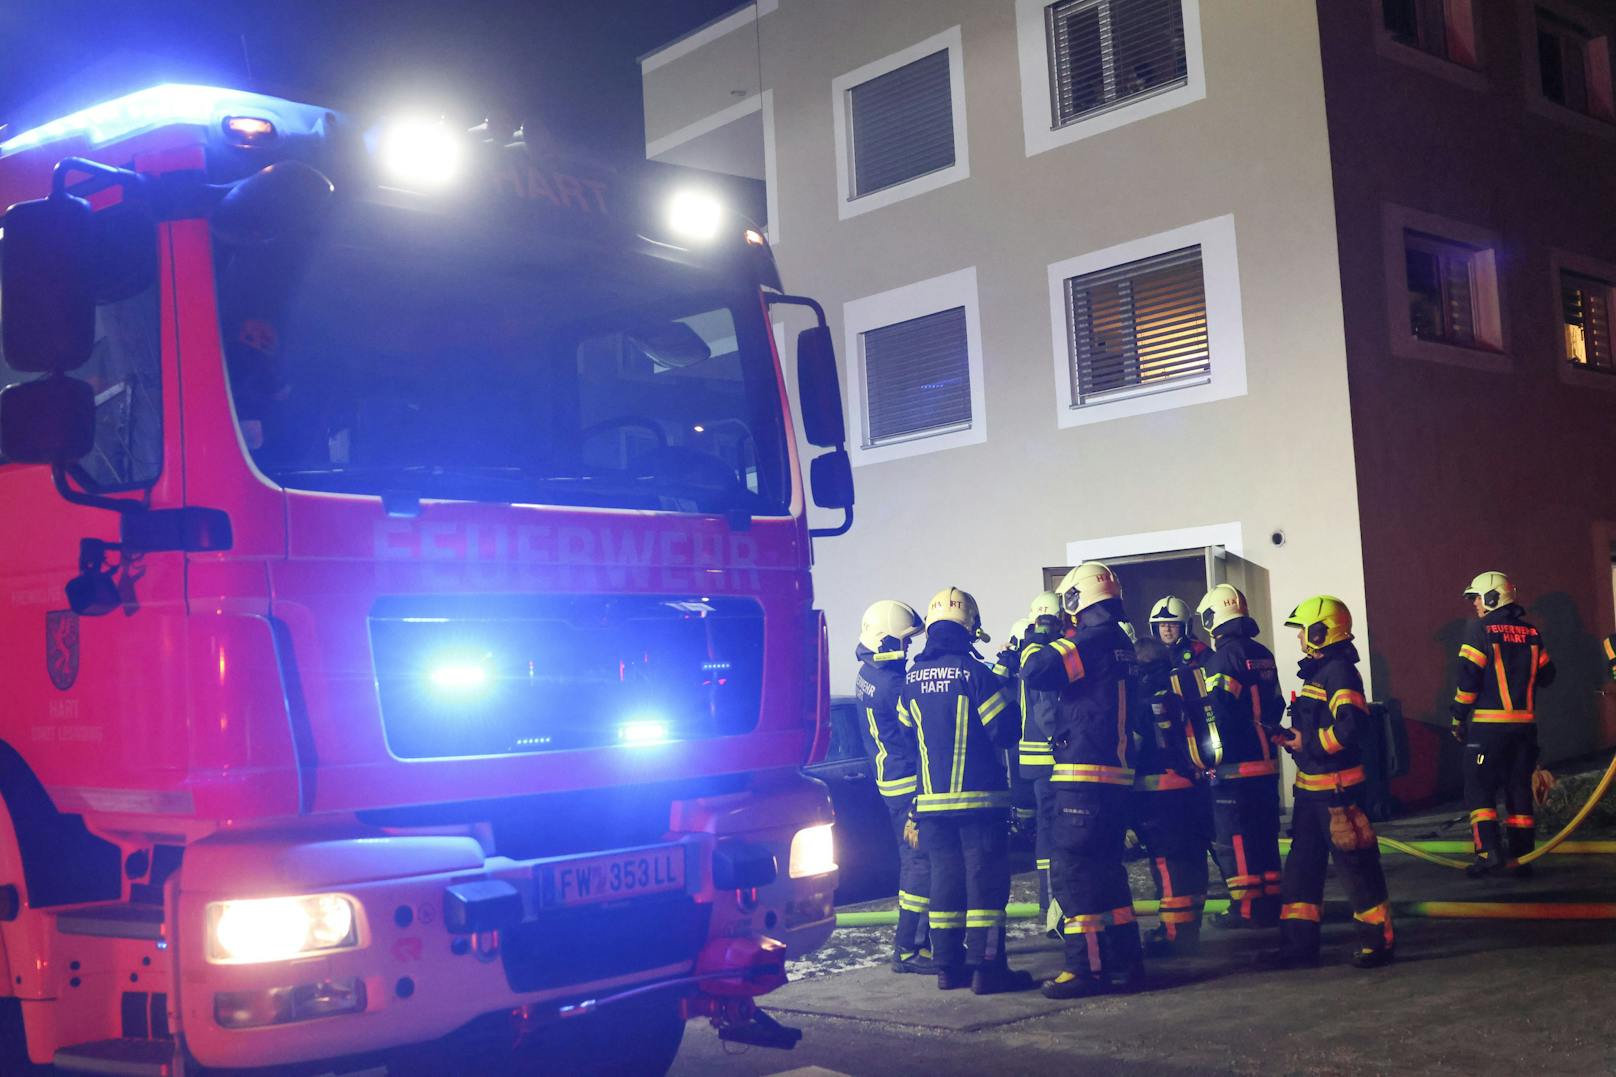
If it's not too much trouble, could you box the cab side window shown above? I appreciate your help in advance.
[0,240,163,489]
[825,702,866,762]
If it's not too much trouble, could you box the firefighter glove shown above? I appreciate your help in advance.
[1532,765,1556,807]
[1449,712,1467,743]
[1328,804,1377,851]
[902,808,920,849]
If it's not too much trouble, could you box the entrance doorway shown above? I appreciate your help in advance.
[1042,546,1227,626]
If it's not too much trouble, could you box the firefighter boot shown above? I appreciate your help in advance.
[1351,946,1396,969]
[936,965,971,991]
[971,962,1036,995]
[1040,969,1105,999]
[891,949,936,974]
[1144,920,1201,958]
[1101,923,1146,992]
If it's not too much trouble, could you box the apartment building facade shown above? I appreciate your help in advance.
[641,0,1616,802]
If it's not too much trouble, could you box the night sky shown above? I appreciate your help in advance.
[0,0,743,163]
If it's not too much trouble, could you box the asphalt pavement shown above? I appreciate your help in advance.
[670,808,1616,1077]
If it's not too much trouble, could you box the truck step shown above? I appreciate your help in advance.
[54,904,164,940]
[53,1037,174,1075]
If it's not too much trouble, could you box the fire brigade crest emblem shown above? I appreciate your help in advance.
[46,611,80,691]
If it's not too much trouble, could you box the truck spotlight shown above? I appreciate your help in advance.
[428,659,491,694]
[206,893,359,965]
[667,189,723,242]
[376,117,462,188]
[788,823,837,879]
[618,718,670,746]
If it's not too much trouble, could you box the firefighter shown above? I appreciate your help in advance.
[1017,592,1064,929]
[1266,595,1395,969]
[1451,572,1557,878]
[1131,636,1213,956]
[1019,563,1145,998]
[1000,619,1040,850]
[853,599,931,973]
[1149,595,1208,670]
[1195,584,1285,929]
[900,588,1033,994]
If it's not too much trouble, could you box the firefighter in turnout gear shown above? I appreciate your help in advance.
[1266,596,1395,969]
[1131,636,1214,956]
[1002,619,1040,849]
[1019,592,1064,927]
[854,599,932,973]
[1451,572,1557,878]
[1019,563,1146,998]
[1195,584,1285,929]
[1150,595,1208,670]
[900,588,1034,994]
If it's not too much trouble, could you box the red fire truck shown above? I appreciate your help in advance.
[0,83,854,1075]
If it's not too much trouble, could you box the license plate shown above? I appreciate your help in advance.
[537,846,686,909]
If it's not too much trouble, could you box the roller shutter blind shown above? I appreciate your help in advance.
[848,48,956,198]
[1065,246,1208,405]
[1562,271,1615,370]
[862,306,971,444]
[1047,0,1188,128]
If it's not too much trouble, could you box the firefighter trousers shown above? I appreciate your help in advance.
[1049,784,1141,979]
[1211,775,1282,926]
[1279,788,1392,957]
[918,809,1010,971]
[1032,775,1054,911]
[1132,783,1212,943]
[885,797,931,957]
[1463,725,1538,865]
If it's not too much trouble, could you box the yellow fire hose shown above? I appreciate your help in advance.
[835,754,1616,928]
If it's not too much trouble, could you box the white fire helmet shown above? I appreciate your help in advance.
[1057,562,1122,615]
[859,599,923,652]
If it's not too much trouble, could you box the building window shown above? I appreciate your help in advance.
[1402,230,1501,351]
[832,27,970,219]
[1065,246,1208,405]
[1047,0,1188,127]
[1536,7,1616,120]
[861,307,972,445]
[1382,0,1479,66]
[843,266,984,464]
[1562,270,1616,371]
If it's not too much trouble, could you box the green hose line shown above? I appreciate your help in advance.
[1307,839,1616,856]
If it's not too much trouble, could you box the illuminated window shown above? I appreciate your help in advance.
[1403,231,1500,350]
[1562,270,1616,372]
[1382,0,1479,67]
[1047,0,1189,127]
[1064,245,1208,405]
[1536,7,1616,121]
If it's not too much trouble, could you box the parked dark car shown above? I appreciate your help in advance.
[806,695,897,904]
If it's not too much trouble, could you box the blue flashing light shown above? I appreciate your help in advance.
[618,718,670,746]
[0,83,315,157]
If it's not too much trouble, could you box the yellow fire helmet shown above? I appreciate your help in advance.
[1028,591,1063,621]
[1149,595,1194,637]
[1463,571,1516,612]
[1285,595,1354,654]
[1196,584,1248,633]
[859,599,923,652]
[1058,562,1122,615]
[926,586,990,642]
[1005,618,1033,649]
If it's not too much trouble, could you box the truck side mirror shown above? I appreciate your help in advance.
[809,449,853,511]
[795,326,846,448]
[1,195,96,373]
[0,376,95,464]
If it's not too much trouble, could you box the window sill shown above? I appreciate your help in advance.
[1560,361,1616,391]
[1525,93,1616,140]
[851,422,985,466]
[1390,334,1512,373]
[1373,34,1488,92]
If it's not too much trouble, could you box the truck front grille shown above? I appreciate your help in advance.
[369,594,763,760]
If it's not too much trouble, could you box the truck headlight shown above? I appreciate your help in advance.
[788,824,837,879]
[206,894,359,965]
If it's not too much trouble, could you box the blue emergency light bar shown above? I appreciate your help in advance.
[0,83,324,157]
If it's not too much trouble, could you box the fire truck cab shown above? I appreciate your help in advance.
[0,84,852,1074]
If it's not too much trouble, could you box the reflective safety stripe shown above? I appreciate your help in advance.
[1281,902,1321,922]
[929,911,966,929]
[1354,901,1394,946]
[1062,906,1135,934]
[950,697,969,794]
[877,775,918,797]
[1493,645,1514,711]
[865,706,891,787]
[1320,726,1344,755]
[914,790,1013,813]
[1161,910,1199,924]
[1454,689,1479,704]
[1329,689,1365,716]
[910,701,930,789]
[898,891,930,913]
[1051,637,1085,681]
[979,690,1008,725]
[1211,759,1279,781]
[1134,771,1195,791]
[966,909,1006,928]
[1052,763,1135,786]
[1294,765,1366,792]
[990,663,1010,678]
[1472,710,1534,723]
[1018,740,1055,759]
[1459,644,1487,667]
[1299,683,1328,702]
[1505,814,1535,828]
[872,650,905,662]
[1469,808,1498,822]
[1036,857,1051,871]
[1206,672,1244,698]
[1538,648,1553,668]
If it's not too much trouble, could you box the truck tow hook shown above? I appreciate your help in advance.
[716,1006,802,1051]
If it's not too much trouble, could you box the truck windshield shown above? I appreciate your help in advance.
[214,210,793,516]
